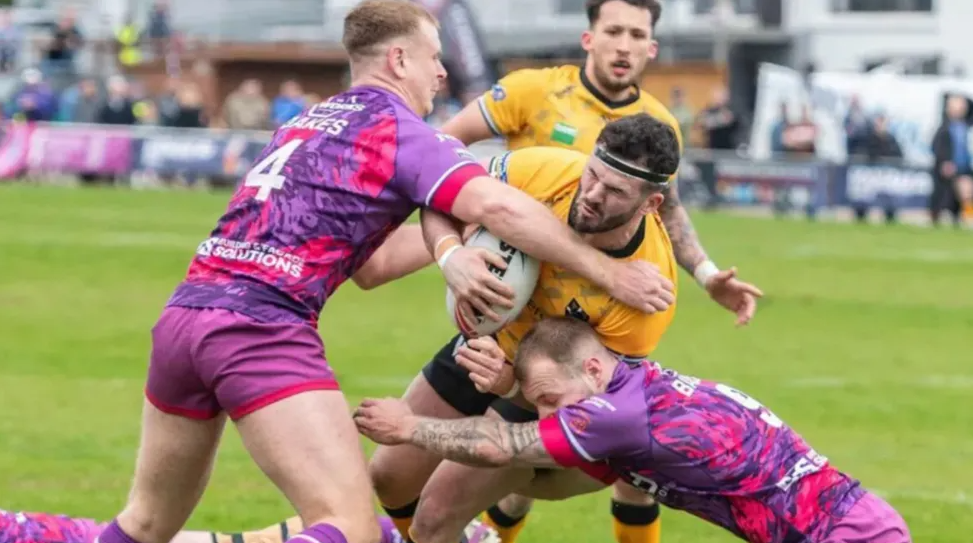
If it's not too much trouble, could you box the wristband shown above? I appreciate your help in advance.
[693,260,719,288]
[437,245,461,269]
[501,380,520,399]
[433,234,461,259]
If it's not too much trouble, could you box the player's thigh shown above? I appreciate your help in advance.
[371,335,497,501]
[611,479,656,505]
[412,460,534,543]
[411,407,533,543]
[369,370,469,505]
[955,174,973,198]
[234,389,378,542]
[122,400,226,543]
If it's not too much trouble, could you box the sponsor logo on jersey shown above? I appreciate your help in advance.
[196,237,305,278]
[491,83,506,101]
[776,450,828,491]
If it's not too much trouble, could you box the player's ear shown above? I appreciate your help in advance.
[388,44,408,79]
[647,39,659,61]
[581,30,594,53]
[582,356,602,382]
[642,191,665,214]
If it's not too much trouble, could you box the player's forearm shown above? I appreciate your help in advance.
[659,185,709,274]
[352,224,433,290]
[481,187,615,291]
[406,416,559,469]
[441,101,495,145]
[420,208,465,256]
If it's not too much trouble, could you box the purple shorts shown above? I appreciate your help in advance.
[145,306,339,421]
[822,492,911,543]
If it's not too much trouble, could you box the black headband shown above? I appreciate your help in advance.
[593,145,671,184]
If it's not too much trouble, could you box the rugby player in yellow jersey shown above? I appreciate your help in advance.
[428,1,763,542]
[368,113,746,543]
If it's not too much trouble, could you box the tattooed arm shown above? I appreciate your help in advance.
[408,416,561,469]
[658,183,709,275]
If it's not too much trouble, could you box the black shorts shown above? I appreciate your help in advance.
[421,334,538,423]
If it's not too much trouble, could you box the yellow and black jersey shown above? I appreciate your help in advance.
[487,147,678,361]
[477,64,683,162]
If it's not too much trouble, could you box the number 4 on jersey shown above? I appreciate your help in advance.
[245,138,304,201]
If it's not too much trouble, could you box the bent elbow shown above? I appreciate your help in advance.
[351,265,382,291]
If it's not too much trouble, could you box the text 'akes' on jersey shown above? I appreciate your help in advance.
[168,88,486,326]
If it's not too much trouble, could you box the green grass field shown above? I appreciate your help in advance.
[0,185,970,543]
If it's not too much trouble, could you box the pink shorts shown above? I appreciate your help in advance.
[145,306,339,420]
[822,492,911,543]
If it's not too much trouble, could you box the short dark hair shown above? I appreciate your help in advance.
[343,0,438,60]
[586,0,662,28]
[596,113,680,186]
[513,317,603,381]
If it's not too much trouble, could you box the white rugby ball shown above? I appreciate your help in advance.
[445,227,540,338]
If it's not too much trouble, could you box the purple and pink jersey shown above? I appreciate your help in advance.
[539,362,867,543]
[167,86,485,325]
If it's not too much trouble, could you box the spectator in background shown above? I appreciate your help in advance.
[769,101,790,154]
[145,0,172,58]
[780,104,818,157]
[97,76,137,125]
[114,12,143,69]
[222,78,269,130]
[44,8,83,76]
[61,76,101,123]
[0,8,22,73]
[10,68,56,121]
[696,86,738,151]
[271,80,305,126]
[844,95,870,155]
[668,87,694,147]
[852,113,902,224]
[931,95,973,226]
[156,77,181,126]
[169,81,207,128]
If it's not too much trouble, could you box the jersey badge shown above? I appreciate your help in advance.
[491,84,506,101]
[551,121,578,145]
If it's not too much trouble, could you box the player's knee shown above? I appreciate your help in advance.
[409,495,452,542]
[498,494,534,517]
[612,481,654,505]
[368,451,412,505]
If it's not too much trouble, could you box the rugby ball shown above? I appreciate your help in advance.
[445,227,540,337]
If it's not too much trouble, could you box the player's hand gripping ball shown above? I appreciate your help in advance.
[445,227,540,337]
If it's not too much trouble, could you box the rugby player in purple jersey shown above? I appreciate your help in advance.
[89,3,679,543]
[356,318,912,543]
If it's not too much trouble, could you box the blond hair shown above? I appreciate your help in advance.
[342,0,438,60]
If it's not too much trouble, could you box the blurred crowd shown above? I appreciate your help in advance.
[0,1,341,132]
[5,67,334,131]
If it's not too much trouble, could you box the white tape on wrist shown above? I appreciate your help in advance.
[433,234,461,257]
[437,245,461,269]
[694,260,719,288]
[501,380,520,399]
